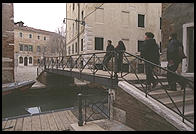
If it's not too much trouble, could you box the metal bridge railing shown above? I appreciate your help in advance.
[37,50,194,125]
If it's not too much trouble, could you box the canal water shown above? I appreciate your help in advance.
[2,84,107,119]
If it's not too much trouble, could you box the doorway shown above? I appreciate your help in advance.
[24,57,28,66]
[182,22,194,73]
[187,27,194,73]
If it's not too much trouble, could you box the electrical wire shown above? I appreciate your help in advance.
[83,3,104,20]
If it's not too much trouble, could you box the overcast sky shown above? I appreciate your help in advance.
[14,3,66,32]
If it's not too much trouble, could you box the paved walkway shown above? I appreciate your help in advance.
[2,109,134,131]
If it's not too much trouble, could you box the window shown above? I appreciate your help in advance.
[29,45,33,51]
[160,42,162,53]
[121,11,129,26]
[73,23,74,36]
[44,37,46,40]
[73,3,75,11]
[95,37,104,50]
[24,45,28,51]
[81,11,84,20]
[19,57,23,63]
[72,44,74,54]
[138,40,144,52]
[95,8,104,23]
[81,39,83,51]
[68,46,71,55]
[37,46,41,52]
[38,59,40,64]
[75,42,78,53]
[29,57,32,64]
[38,36,40,39]
[138,14,145,28]
[160,17,162,29]
[19,32,22,37]
[19,44,23,51]
[29,34,32,38]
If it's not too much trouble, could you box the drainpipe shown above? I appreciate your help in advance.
[77,3,80,55]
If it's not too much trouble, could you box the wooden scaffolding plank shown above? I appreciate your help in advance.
[22,116,32,131]
[14,118,24,131]
[46,113,58,131]
[40,114,50,131]
[67,110,78,123]
[52,112,66,131]
[62,110,75,124]
[2,120,7,129]
[31,115,41,131]
[4,120,14,131]
[57,111,71,130]
[7,119,16,131]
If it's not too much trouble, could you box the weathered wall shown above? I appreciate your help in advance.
[113,87,178,131]
[66,3,162,56]
[37,71,74,89]
[2,3,15,84]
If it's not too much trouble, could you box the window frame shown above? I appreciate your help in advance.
[29,57,32,64]
[19,57,23,64]
[137,40,144,52]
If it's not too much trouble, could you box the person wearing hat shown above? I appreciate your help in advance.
[141,32,160,89]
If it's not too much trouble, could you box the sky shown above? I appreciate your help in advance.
[14,3,66,33]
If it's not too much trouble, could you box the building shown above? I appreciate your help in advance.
[161,3,194,73]
[14,21,65,66]
[2,3,15,84]
[66,3,162,57]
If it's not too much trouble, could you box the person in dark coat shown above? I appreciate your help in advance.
[141,32,160,89]
[167,33,186,91]
[103,40,114,70]
[115,40,126,73]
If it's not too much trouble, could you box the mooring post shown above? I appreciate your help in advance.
[78,93,83,126]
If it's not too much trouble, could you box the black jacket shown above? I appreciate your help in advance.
[167,39,183,62]
[141,39,160,65]
[106,44,114,53]
[115,43,126,54]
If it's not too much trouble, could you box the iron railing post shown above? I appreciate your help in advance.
[182,86,186,123]
[44,57,46,70]
[78,93,83,126]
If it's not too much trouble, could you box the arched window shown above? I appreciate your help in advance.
[29,57,32,64]
[19,57,23,63]
[38,59,40,64]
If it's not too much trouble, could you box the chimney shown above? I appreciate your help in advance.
[16,21,24,27]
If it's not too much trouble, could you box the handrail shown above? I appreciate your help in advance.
[38,50,194,125]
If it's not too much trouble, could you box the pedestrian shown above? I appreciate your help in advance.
[115,40,126,73]
[141,32,160,89]
[166,33,186,91]
[102,40,114,70]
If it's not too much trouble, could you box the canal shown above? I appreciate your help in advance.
[2,84,108,119]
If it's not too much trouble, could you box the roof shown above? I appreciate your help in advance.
[14,24,57,36]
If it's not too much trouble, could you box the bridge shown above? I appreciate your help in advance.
[36,51,194,130]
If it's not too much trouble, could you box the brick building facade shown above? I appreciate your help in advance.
[2,3,15,84]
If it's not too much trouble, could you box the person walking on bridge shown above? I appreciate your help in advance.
[167,33,186,91]
[115,40,126,73]
[103,40,114,70]
[141,32,160,89]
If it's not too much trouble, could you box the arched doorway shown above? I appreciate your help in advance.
[24,57,28,66]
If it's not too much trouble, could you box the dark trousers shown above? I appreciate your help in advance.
[167,62,183,89]
[103,53,113,68]
[145,63,156,85]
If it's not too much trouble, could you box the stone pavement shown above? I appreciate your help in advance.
[14,66,45,88]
